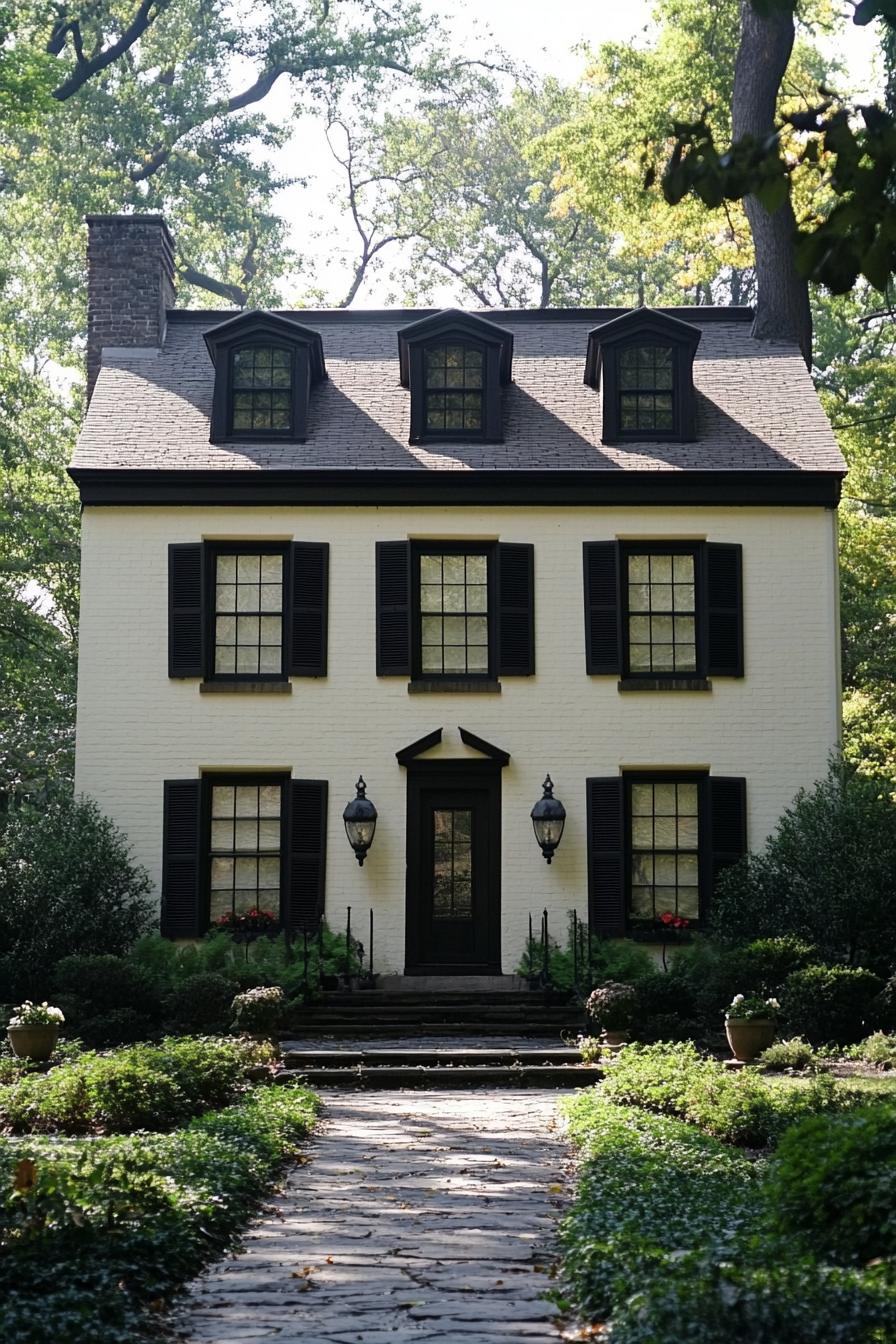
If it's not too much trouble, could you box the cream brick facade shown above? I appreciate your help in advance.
[74,502,841,975]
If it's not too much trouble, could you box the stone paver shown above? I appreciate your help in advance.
[280,1036,570,1052]
[173,1089,573,1344]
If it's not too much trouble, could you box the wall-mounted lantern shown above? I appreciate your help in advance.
[343,776,377,866]
[531,775,566,864]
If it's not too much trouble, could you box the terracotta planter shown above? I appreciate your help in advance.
[7,1024,59,1062]
[602,1029,630,1047]
[725,1017,775,1063]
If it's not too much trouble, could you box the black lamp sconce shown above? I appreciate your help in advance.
[343,776,378,866]
[531,774,566,864]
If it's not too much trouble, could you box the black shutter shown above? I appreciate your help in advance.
[168,543,204,678]
[586,777,626,936]
[706,776,747,907]
[376,541,411,675]
[583,542,621,674]
[161,780,203,938]
[289,542,329,676]
[286,779,328,931]
[496,543,535,676]
[705,543,743,677]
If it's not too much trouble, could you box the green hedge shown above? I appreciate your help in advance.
[599,1042,860,1147]
[0,1036,273,1135]
[765,1104,896,1265]
[0,1084,318,1344]
[559,1092,896,1343]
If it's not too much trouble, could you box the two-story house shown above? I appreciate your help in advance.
[69,214,845,978]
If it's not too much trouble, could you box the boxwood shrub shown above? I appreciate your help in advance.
[0,1084,318,1344]
[781,965,884,1045]
[764,1104,896,1264]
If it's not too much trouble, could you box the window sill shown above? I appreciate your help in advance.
[618,677,712,693]
[408,679,502,694]
[199,681,292,695]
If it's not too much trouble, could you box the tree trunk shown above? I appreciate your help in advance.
[732,0,812,367]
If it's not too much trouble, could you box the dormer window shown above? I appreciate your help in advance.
[585,308,700,445]
[424,343,485,435]
[618,344,674,433]
[204,310,326,444]
[398,309,513,444]
[231,345,293,434]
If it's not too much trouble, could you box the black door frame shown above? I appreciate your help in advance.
[404,759,502,975]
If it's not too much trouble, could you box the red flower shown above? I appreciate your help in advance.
[660,911,675,926]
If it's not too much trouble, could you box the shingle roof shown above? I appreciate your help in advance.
[70,307,845,477]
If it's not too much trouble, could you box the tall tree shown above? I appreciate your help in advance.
[731,0,812,361]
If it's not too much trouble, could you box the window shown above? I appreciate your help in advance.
[398,310,512,444]
[211,546,285,679]
[433,808,473,919]
[204,310,325,444]
[208,779,283,924]
[416,547,491,677]
[230,345,293,434]
[584,308,701,443]
[618,344,674,433]
[628,777,701,923]
[625,548,697,674]
[423,343,484,434]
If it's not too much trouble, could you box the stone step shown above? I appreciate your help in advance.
[295,1005,579,1022]
[273,1062,597,1089]
[282,1022,584,1038]
[283,1046,583,1068]
[316,990,567,1006]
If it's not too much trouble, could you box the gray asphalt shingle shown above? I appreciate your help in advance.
[71,308,845,477]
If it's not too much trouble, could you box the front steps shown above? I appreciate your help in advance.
[283,988,585,1040]
[275,1044,598,1089]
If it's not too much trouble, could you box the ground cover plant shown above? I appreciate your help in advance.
[560,1070,896,1341]
[0,1084,319,1344]
[599,1041,862,1146]
[0,1036,272,1135]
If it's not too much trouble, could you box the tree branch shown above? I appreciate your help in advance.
[51,0,171,100]
[177,264,246,306]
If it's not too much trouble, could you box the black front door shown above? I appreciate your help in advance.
[406,766,501,974]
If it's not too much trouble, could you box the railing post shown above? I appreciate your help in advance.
[317,922,324,989]
[345,906,352,983]
[369,907,374,978]
[542,908,550,985]
[572,909,579,992]
[302,928,309,997]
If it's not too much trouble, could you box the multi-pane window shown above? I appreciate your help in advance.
[629,779,700,921]
[618,344,674,433]
[214,552,284,678]
[419,551,489,676]
[424,343,484,434]
[627,551,697,674]
[433,808,473,920]
[209,781,282,922]
[230,345,292,434]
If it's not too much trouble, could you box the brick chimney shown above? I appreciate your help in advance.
[86,214,176,400]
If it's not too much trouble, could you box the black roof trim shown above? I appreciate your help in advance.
[396,727,443,764]
[202,309,327,382]
[458,726,510,765]
[168,305,755,327]
[397,308,514,386]
[68,466,843,509]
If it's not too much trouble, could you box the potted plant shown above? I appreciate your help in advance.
[7,1001,65,1061]
[585,982,637,1046]
[231,985,286,1057]
[724,993,780,1062]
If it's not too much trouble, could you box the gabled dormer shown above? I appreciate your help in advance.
[397,309,513,445]
[204,310,326,444]
[584,308,701,445]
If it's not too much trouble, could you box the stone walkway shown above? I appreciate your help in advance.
[173,1089,573,1344]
